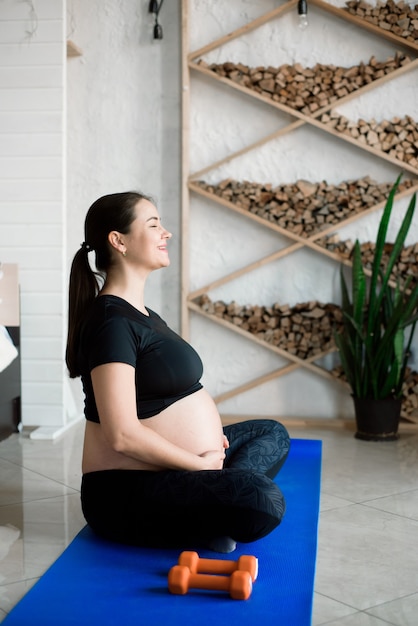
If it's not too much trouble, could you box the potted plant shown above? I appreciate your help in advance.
[334,175,418,441]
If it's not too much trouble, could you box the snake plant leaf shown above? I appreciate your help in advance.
[339,309,368,396]
[375,295,412,364]
[383,192,416,284]
[374,191,416,316]
[379,324,404,398]
[351,241,366,326]
[380,362,401,398]
[333,330,359,394]
[340,264,351,313]
[367,174,401,324]
[351,241,366,388]
[336,177,417,400]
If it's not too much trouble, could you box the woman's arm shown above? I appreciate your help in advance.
[91,362,224,471]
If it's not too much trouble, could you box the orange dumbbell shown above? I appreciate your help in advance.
[178,551,258,582]
[168,565,253,600]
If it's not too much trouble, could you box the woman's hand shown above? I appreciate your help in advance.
[199,448,225,470]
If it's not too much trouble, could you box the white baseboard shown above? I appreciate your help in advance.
[29,414,83,441]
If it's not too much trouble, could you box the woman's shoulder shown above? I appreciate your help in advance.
[90,295,155,323]
[85,296,170,345]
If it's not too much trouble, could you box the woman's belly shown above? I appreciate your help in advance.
[82,388,224,473]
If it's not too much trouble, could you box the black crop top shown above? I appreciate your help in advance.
[78,295,203,422]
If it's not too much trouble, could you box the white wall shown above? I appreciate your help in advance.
[0,0,67,429]
[66,0,181,322]
[66,0,182,414]
[186,0,418,419]
[0,0,181,429]
[0,0,416,427]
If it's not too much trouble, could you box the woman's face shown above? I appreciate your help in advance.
[123,199,172,272]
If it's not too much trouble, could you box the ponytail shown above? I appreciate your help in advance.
[65,246,102,378]
[65,191,151,378]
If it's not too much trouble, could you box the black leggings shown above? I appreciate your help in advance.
[81,419,290,548]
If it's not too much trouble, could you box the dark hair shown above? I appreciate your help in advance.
[65,191,152,377]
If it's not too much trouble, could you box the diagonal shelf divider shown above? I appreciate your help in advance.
[189,120,305,181]
[214,366,352,405]
[213,363,301,405]
[188,244,302,301]
[189,57,418,177]
[188,181,418,298]
[188,0,298,62]
[213,360,352,405]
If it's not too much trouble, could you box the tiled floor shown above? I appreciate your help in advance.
[0,421,418,625]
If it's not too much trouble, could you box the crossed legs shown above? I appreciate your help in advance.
[81,419,290,549]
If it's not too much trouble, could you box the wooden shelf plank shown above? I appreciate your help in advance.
[188,0,298,61]
[189,121,305,181]
[66,40,82,57]
[214,363,300,404]
[188,243,303,300]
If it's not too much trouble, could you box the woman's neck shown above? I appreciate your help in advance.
[100,272,148,315]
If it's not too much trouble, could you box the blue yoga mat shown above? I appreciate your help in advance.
[3,438,321,626]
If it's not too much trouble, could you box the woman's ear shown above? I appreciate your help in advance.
[107,231,126,255]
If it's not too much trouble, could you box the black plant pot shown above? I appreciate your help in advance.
[352,396,402,441]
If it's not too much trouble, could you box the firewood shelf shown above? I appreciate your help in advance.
[181,0,418,428]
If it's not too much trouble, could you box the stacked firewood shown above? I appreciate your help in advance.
[197,294,343,359]
[331,365,418,418]
[319,112,418,169]
[200,53,411,115]
[316,234,418,289]
[197,295,418,415]
[193,177,415,237]
[402,369,418,417]
[344,0,418,43]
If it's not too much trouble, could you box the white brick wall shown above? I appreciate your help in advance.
[0,0,66,428]
[6,0,414,425]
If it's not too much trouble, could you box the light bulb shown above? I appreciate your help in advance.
[298,0,309,30]
[298,13,308,29]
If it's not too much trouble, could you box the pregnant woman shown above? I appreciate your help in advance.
[66,191,290,553]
